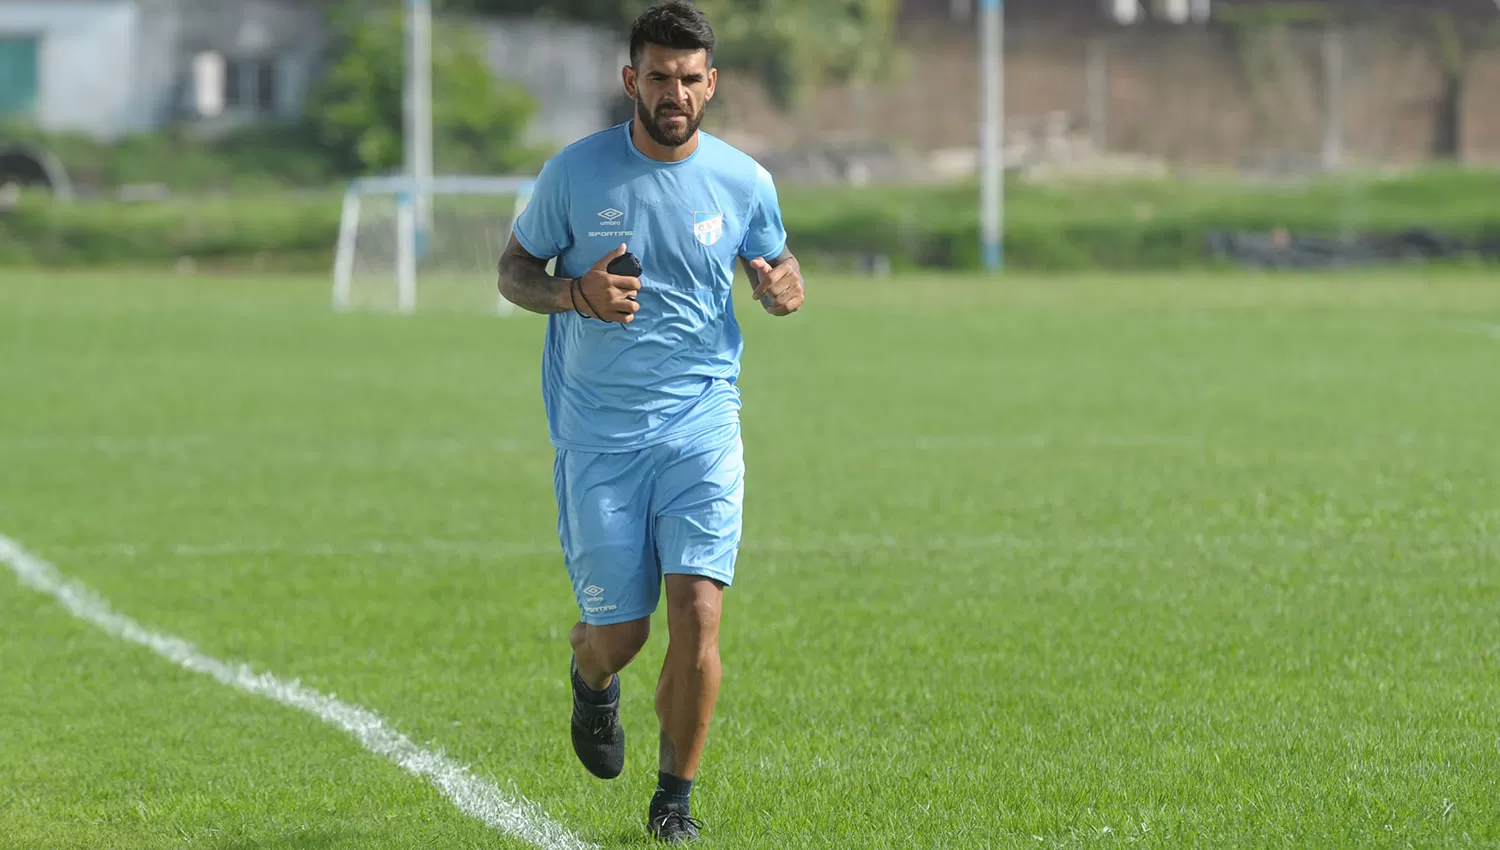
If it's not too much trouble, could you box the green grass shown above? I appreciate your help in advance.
[2,269,1499,849]
[9,167,1500,270]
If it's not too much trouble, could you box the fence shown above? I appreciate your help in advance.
[705,16,1500,184]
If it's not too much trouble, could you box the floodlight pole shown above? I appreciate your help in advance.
[979,0,1004,272]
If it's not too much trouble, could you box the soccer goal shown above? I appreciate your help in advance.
[331,175,544,315]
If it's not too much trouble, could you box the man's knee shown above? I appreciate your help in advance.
[665,577,723,647]
[577,617,651,672]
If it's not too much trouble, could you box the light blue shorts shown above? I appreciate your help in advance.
[553,421,744,626]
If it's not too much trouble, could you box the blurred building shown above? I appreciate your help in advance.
[0,0,324,140]
[0,0,620,153]
[5,0,1497,174]
[478,16,627,149]
[720,0,1500,178]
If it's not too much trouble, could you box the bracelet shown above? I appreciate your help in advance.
[575,278,605,321]
[569,278,589,318]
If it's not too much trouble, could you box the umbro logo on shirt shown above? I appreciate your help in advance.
[590,207,633,238]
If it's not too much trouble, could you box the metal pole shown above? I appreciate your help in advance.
[406,0,433,235]
[332,187,362,312]
[1087,36,1109,153]
[980,0,1004,272]
[397,190,417,313]
[1321,25,1344,171]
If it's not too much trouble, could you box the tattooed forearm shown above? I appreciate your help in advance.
[498,235,572,315]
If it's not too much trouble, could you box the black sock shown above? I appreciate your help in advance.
[571,665,618,705]
[652,771,693,813]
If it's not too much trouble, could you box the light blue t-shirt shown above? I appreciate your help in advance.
[512,121,788,453]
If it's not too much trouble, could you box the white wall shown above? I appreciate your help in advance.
[129,0,182,131]
[0,0,141,138]
[482,18,628,149]
[168,0,326,121]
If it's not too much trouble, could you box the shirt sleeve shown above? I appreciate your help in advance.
[512,154,573,261]
[739,163,788,262]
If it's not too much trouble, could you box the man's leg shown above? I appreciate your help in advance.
[647,423,743,841]
[555,445,661,780]
[655,575,724,777]
[567,618,650,780]
[572,617,651,691]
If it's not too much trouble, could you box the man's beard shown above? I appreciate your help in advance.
[636,97,702,148]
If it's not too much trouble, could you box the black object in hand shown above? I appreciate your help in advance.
[608,252,642,301]
[607,252,642,278]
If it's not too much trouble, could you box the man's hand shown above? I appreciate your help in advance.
[574,244,643,324]
[749,255,804,316]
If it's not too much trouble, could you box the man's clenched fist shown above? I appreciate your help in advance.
[749,256,805,316]
[573,244,643,323]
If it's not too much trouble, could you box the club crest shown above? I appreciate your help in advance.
[693,211,724,247]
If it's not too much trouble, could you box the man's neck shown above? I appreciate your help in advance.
[631,119,699,163]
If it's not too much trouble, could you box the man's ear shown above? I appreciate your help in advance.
[706,67,717,101]
[622,65,638,100]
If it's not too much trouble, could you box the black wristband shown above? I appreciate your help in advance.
[569,278,590,318]
[575,277,605,321]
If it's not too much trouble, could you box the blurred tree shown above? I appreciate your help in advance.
[444,0,901,110]
[444,0,631,22]
[306,2,549,174]
[691,0,900,108]
[1427,11,1500,161]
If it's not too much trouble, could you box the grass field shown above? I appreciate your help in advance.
[3,269,1499,849]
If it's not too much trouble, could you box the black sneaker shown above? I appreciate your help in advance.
[648,804,702,843]
[569,657,624,779]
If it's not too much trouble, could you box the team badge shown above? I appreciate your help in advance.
[693,211,724,247]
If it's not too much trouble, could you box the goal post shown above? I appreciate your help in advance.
[331,174,541,316]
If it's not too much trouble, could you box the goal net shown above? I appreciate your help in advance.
[332,175,547,315]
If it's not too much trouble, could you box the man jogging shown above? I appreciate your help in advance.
[497,1,804,842]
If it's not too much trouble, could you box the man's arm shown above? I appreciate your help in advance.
[741,246,804,317]
[498,233,572,315]
[738,246,795,286]
[738,160,798,315]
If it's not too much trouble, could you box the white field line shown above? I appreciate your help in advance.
[1447,321,1500,340]
[47,529,1410,564]
[0,433,1212,455]
[905,434,1204,451]
[0,532,592,850]
[56,539,563,560]
[0,435,530,454]
[49,532,1149,561]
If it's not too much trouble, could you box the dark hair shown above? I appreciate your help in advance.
[629,1,715,67]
